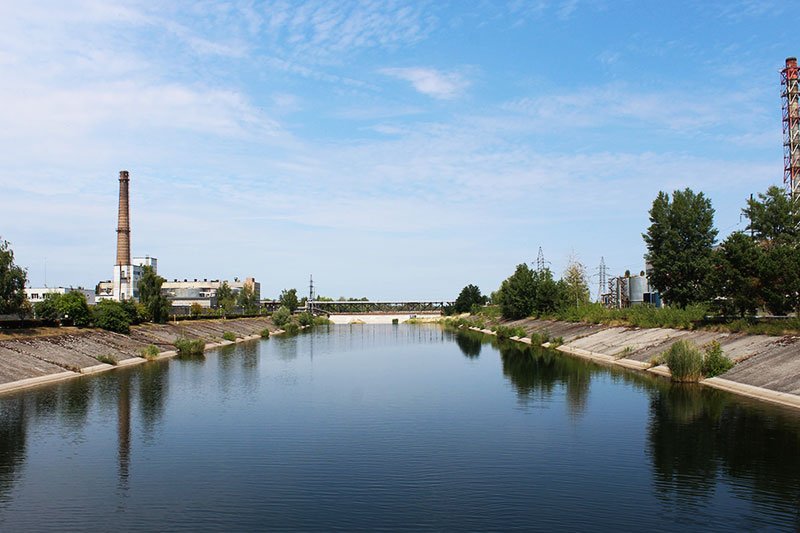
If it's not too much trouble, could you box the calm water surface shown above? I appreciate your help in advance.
[0,325,799,531]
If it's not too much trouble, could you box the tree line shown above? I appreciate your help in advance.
[453,183,800,321]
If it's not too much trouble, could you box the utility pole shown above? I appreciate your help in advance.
[535,247,550,273]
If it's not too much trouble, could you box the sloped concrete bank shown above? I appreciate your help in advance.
[0,317,276,395]
[467,318,800,410]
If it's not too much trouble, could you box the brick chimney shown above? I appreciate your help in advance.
[116,170,131,266]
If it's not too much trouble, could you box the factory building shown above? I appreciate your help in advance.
[25,287,96,306]
[162,277,260,309]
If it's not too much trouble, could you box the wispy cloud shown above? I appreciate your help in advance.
[380,67,470,99]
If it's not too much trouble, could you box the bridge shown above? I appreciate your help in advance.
[306,300,453,316]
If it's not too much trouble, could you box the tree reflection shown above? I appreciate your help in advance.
[0,396,27,501]
[498,341,592,417]
[647,384,800,521]
[137,362,168,439]
[454,331,482,358]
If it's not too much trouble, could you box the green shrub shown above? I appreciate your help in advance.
[550,336,564,347]
[260,328,270,338]
[272,306,291,327]
[702,341,733,377]
[222,331,237,342]
[313,316,332,326]
[174,337,205,357]
[283,322,300,335]
[298,312,313,327]
[529,331,551,346]
[141,344,160,359]
[92,300,132,334]
[392,318,399,325]
[96,354,117,365]
[664,340,704,382]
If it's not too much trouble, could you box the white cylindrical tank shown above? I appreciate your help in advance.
[629,276,647,304]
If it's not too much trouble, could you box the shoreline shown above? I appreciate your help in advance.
[0,317,277,396]
[464,322,800,411]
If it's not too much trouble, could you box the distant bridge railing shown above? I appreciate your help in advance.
[306,301,453,315]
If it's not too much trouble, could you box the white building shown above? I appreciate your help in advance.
[162,277,260,308]
[26,287,96,306]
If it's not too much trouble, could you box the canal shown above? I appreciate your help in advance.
[0,325,798,530]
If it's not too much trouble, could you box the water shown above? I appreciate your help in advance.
[0,325,798,531]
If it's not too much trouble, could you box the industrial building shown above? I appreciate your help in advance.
[94,170,261,310]
[25,287,96,306]
[161,277,260,309]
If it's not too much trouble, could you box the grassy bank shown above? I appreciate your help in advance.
[453,303,800,337]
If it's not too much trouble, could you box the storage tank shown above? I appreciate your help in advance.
[629,275,647,305]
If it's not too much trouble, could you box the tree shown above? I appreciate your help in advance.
[453,284,486,314]
[138,265,171,323]
[759,245,800,315]
[741,185,800,315]
[272,306,291,327]
[497,264,536,319]
[0,238,27,315]
[532,268,565,314]
[57,291,91,326]
[216,282,235,313]
[34,294,60,321]
[743,186,800,246]
[643,188,717,307]
[279,288,299,313]
[710,232,762,317]
[562,257,590,308]
[237,284,259,313]
[92,300,131,334]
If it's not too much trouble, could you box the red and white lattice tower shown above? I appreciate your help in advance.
[782,57,800,199]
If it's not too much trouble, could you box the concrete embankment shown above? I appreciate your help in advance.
[469,318,800,410]
[0,317,276,395]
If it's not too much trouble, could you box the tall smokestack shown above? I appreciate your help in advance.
[116,170,131,266]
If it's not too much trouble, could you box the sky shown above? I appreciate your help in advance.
[0,0,797,300]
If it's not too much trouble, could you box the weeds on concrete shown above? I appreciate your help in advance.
[549,336,564,347]
[141,344,160,359]
[222,332,237,342]
[664,340,704,382]
[282,322,300,335]
[616,346,635,359]
[494,325,526,339]
[260,328,270,339]
[175,337,205,357]
[96,354,118,366]
[313,316,332,326]
[702,341,733,377]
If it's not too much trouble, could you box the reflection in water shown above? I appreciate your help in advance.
[0,396,26,502]
[117,373,131,497]
[137,362,168,440]
[0,329,799,529]
[498,341,591,417]
[648,385,800,521]
[454,331,482,358]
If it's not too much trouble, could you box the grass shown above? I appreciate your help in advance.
[174,337,205,357]
[664,340,704,382]
[260,328,270,338]
[494,325,527,339]
[282,322,300,335]
[222,331,237,342]
[96,354,117,366]
[313,316,332,326]
[141,344,160,359]
[662,339,734,381]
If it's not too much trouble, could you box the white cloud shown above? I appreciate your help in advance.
[380,67,470,100]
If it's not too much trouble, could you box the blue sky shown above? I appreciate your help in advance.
[0,0,796,300]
